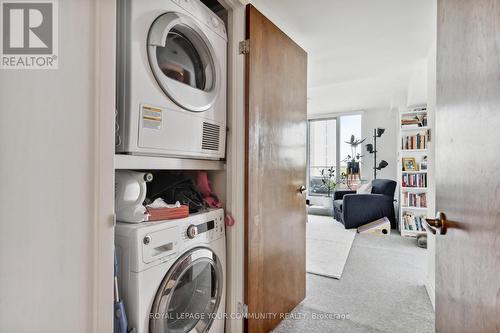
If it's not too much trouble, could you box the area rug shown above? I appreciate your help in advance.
[306,215,356,279]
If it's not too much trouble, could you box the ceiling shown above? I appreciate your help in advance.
[250,0,436,114]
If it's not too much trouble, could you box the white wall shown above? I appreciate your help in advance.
[361,108,399,182]
[308,69,413,115]
[0,1,114,332]
[407,59,429,107]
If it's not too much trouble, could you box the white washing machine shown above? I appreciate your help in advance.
[115,209,226,333]
[116,0,227,160]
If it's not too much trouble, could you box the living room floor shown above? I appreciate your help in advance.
[272,229,435,333]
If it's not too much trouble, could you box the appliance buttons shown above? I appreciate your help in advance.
[186,225,198,239]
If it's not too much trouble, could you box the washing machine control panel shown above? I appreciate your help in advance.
[186,224,199,239]
[182,213,224,242]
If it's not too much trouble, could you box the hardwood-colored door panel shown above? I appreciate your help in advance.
[244,4,308,333]
[436,1,500,332]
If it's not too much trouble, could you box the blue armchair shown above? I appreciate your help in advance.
[333,179,397,229]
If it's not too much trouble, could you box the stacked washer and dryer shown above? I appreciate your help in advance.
[115,0,228,332]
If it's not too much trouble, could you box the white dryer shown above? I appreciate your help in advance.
[116,0,227,159]
[115,209,226,333]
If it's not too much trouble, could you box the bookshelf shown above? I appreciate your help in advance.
[398,105,433,238]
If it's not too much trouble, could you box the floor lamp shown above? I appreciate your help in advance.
[366,128,388,179]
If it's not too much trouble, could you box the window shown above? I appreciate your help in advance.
[307,114,362,196]
[339,114,362,177]
[308,118,337,195]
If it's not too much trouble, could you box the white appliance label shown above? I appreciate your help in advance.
[142,105,162,130]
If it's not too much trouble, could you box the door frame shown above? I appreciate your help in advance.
[217,1,248,333]
[94,0,116,332]
[94,0,249,332]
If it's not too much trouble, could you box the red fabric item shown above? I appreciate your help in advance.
[225,214,235,227]
[197,171,222,208]
[197,171,212,196]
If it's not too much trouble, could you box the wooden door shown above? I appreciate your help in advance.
[433,1,500,332]
[244,4,308,333]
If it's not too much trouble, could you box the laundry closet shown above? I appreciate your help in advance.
[112,0,242,332]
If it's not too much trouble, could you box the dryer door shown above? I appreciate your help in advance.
[148,12,220,112]
[150,247,223,333]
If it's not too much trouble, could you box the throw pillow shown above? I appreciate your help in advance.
[357,181,372,194]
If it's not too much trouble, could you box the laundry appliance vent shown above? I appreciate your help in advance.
[202,122,220,151]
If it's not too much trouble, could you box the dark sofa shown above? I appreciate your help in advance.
[333,179,397,229]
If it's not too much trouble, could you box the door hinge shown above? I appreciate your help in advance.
[112,213,117,227]
[237,302,248,318]
[239,39,250,55]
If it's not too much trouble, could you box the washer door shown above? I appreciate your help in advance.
[147,12,220,112]
[150,247,223,333]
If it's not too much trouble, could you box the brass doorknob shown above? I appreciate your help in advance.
[423,212,448,235]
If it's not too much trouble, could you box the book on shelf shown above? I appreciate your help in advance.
[401,119,420,126]
[401,123,420,129]
[401,173,427,188]
[401,133,428,150]
[402,212,427,232]
[402,192,427,208]
[401,114,427,128]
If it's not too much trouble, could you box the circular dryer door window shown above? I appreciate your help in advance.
[150,247,223,333]
[148,12,220,112]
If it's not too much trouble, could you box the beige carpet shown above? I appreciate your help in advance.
[306,215,356,279]
[274,232,434,333]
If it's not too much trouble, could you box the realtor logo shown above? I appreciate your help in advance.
[1,0,58,69]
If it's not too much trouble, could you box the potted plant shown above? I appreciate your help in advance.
[320,166,336,197]
[342,135,365,189]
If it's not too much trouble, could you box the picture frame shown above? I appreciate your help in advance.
[402,157,418,171]
[420,156,428,170]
